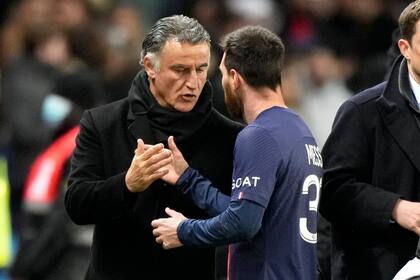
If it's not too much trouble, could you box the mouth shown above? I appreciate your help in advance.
[180,93,197,102]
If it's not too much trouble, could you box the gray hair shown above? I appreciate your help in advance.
[140,15,211,68]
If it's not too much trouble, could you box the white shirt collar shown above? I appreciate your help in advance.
[408,72,420,105]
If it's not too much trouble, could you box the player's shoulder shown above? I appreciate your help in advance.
[238,123,268,140]
[236,123,277,153]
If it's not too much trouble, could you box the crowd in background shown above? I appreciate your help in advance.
[0,0,412,279]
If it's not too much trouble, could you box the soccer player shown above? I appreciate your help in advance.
[151,25,322,280]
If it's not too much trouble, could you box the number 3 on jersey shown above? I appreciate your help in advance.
[299,174,322,244]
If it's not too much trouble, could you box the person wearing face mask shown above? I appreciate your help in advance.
[9,71,100,280]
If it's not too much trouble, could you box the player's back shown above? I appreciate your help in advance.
[229,106,322,280]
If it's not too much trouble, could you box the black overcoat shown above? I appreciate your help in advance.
[320,56,420,279]
[65,91,242,279]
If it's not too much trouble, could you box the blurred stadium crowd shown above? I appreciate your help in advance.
[0,0,412,279]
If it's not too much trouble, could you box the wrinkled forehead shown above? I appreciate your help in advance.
[161,38,210,51]
[159,39,211,62]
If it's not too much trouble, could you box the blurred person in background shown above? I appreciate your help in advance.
[296,46,352,149]
[321,0,397,93]
[9,71,100,280]
[1,25,65,235]
[64,15,242,280]
[53,0,92,32]
[0,0,55,67]
[102,4,144,103]
[0,0,106,241]
[281,0,397,94]
[0,3,107,279]
[320,1,420,279]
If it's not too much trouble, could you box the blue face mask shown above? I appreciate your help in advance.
[41,94,72,127]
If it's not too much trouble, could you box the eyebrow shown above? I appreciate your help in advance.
[171,63,209,69]
[197,63,209,68]
[171,64,187,69]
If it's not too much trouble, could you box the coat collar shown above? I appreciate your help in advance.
[376,55,420,173]
[126,72,158,147]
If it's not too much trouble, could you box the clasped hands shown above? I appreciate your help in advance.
[125,136,187,191]
[125,136,189,249]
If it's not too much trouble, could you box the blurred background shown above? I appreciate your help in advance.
[0,0,410,279]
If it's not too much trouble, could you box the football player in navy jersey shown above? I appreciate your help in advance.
[151,26,322,280]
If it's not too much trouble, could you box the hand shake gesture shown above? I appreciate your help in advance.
[125,139,172,192]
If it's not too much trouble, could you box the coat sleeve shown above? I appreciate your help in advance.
[65,111,134,225]
[319,100,400,232]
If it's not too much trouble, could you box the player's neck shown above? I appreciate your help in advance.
[242,85,287,124]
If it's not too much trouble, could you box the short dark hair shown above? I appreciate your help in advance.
[141,15,210,65]
[220,25,285,91]
[399,0,420,43]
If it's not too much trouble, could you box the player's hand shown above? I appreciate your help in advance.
[392,199,420,235]
[151,207,186,249]
[161,136,189,185]
[125,139,172,192]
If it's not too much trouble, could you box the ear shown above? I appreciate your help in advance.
[398,39,411,60]
[230,69,241,90]
[143,55,157,79]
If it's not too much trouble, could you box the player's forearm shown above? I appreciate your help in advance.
[177,199,264,247]
[176,167,230,216]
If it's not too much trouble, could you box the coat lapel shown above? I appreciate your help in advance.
[377,57,420,174]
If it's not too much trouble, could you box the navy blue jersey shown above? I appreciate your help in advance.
[228,106,322,280]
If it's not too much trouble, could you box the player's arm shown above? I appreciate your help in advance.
[175,167,231,216]
[177,125,279,247]
[162,136,231,216]
[171,198,265,248]
[153,126,278,248]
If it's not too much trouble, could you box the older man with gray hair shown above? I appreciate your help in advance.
[65,15,242,280]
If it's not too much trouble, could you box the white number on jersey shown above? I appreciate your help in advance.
[299,174,322,244]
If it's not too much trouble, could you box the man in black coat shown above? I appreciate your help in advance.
[320,1,420,279]
[64,15,242,280]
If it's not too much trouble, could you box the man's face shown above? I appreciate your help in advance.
[145,40,210,112]
[219,53,243,120]
[400,20,420,83]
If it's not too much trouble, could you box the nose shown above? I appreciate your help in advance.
[185,70,198,90]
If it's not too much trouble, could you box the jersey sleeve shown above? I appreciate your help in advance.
[178,199,265,247]
[175,167,230,216]
[231,125,282,208]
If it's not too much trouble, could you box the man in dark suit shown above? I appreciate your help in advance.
[64,15,242,280]
[320,1,420,279]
